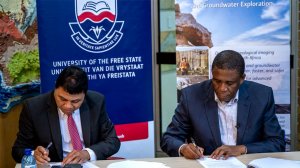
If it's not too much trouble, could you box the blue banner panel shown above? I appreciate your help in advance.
[36,0,153,125]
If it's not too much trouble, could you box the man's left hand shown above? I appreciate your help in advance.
[62,150,90,165]
[210,145,246,160]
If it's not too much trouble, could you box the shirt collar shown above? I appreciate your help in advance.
[57,108,80,118]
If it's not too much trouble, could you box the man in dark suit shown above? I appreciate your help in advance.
[12,65,120,164]
[161,50,285,160]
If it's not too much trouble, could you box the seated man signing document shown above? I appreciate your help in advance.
[161,50,285,160]
[12,65,120,164]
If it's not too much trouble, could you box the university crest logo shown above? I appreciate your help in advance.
[69,0,124,53]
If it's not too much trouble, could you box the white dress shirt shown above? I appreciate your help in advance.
[58,108,96,161]
[215,91,239,145]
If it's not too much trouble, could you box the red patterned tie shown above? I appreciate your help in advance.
[67,115,83,150]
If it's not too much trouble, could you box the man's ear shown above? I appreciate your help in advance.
[240,74,246,84]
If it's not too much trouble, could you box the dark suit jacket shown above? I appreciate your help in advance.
[12,90,120,162]
[161,80,285,156]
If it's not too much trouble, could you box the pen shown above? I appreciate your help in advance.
[191,137,197,147]
[46,142,53,151]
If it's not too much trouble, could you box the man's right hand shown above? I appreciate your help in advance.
[34,146,51,164]
[180,143,204,159]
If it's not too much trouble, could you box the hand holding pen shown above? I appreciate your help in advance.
[180,138,204,159]
[34,142,52,164]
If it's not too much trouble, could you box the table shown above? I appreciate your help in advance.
[16,151,300,168]
[93,151,300,168]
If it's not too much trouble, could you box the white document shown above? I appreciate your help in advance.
[107,160,170,168]
[82,161,99,168]
[248,157,300,168]
[197,157,246,168]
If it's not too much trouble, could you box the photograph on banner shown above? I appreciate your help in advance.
[175,0,290,150]
[176,46,209,101]
[0,0,40,113]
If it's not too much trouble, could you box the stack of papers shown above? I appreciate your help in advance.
[197,157,246,168]
[107,160,170,168]
[248,157,300,168]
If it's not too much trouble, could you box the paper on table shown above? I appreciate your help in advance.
[82,161,99,168]
[107,160,170,168]
[197,156,246,168]
[248,157,300,168]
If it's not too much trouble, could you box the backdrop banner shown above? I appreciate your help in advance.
[175,0,291,150]
[37,0,154,158]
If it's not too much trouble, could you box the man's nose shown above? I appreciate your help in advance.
[64,101,73,108]
[220,83,228,91]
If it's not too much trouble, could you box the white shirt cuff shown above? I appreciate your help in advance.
[84,148,96,161]
[178,144,187,157]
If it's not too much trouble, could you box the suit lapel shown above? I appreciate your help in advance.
[47,92,63,160]
[236,83,250,144]
[204,86,222,147]
[80,100,90,147]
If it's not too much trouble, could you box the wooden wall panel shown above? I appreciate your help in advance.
[0,104,22,168]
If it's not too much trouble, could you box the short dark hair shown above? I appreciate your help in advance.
[211,50,245,76]
[55,65,88,94]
